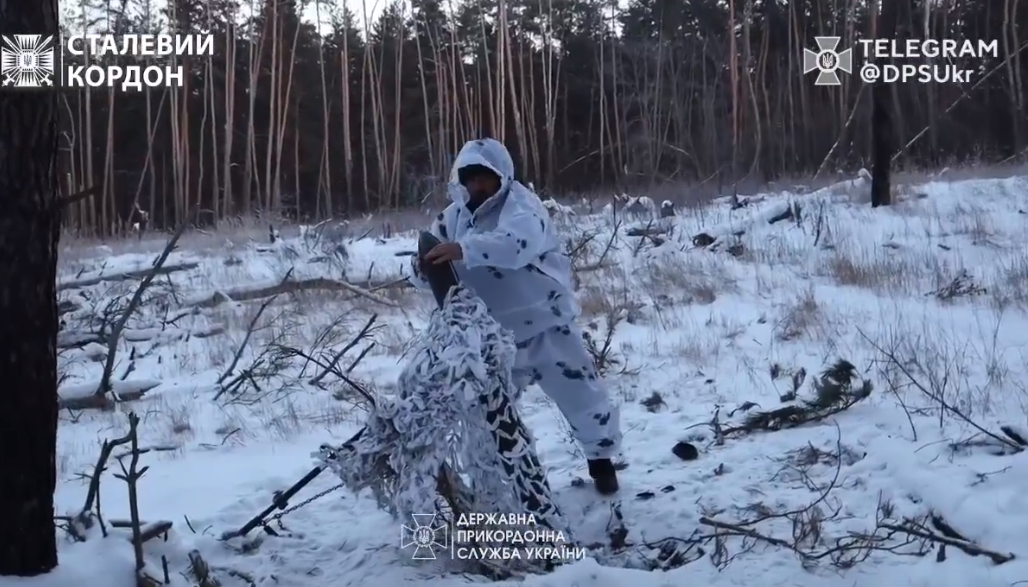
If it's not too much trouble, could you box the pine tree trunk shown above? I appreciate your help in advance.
[0,0,61,575]
[871,0,897,209]
[870,81,892,208]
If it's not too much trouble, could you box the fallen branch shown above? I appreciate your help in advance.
[190,275,401,309]
[59,185,101,208]
[280,343,377,405]
[214,296,296,403]
[94,213,195,402]
[57,414,173,587]
[574,219,620,277]
[213,567,256,587]
[670,425,1012,572]
[858,329,1023,454]
[574,262,613,274]
[113,444,180,460]
[213,272,291,403]
[188,550,220,587]
[112,414,150,577]
[309,313,379,386]
[696,428,927,569]
[107,519,174,544]
[65,431,133,540]
[58,379,160,410]
[722,360,871,437]
[58,325,224,350]
[634,427,937,572]
[58,261,199,291]
[59,299,81,315]
[583,310,634,377]
[879,519,1014,565]
[624,226,667,237]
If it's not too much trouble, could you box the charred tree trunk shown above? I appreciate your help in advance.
[0,0,61,576]
[870,81,892,208]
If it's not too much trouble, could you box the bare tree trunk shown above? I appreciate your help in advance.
[498,0,527,179]
[609,2,625,186]
[60,95,80,230]
[203,18,219,223]
[81,3,96,234]
[71,94,87,229]
[413,11,436,180]
[196,55,211,216]
[315,0,332,217]
[428,22,448,179]
[264,3,280,211]
[0,0,60,575]
[1004,0,1024,149]
[728,0,739,183]
[597,20,606,187]
[479,7,499,139]
[102,88,116,233]
[540,1,559,188]
[222,27,236,217]
[358,28,372,209]
[274,14,301,212]
[871,0,892,208]
[244,0,262,214]
[1012,0,1024,148]
[742,0,762,177]
[340,25,354,207]
[134,0,158,222]
[388,14,405,205]
[131,87,167,223]
[870,81,892,208]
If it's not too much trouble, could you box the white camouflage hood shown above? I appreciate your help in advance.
[448,138,515,205]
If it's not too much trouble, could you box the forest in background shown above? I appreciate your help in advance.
[57,0,1028,235]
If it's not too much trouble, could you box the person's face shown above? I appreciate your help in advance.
[465,172,500,201]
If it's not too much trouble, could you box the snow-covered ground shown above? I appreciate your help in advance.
[6,172,1028,587]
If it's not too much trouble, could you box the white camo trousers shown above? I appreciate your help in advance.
[511,323,622,460]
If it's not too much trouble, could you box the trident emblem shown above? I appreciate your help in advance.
[803,36,853,86]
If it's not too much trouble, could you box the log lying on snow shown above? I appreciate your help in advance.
[110,519,174,544]
[58,325,225,350]
[58,331,103,349]
[61,342,107,361]
[58,379,161,410]
[58,261,199,291]
[691,200,799,250]
[189,277,407,309]
[625,226,669,237]
[58,299,80,315]
[122,325,225,342]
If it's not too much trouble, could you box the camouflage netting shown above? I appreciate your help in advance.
[315,287,569,574]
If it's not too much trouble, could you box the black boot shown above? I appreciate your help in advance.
[587,459,619,495]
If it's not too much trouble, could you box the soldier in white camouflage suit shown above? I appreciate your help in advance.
[410,138,621,494]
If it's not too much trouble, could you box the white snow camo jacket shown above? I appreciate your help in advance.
[409,138,578,342]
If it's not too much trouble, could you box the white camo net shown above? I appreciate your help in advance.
[316,287,568,574]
